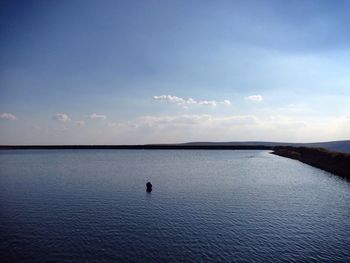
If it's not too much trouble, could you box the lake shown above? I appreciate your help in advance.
[1,150,350,262]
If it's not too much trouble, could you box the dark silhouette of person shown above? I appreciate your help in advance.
[146,182,152,192]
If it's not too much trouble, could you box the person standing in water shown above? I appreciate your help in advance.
[146,182,152,192]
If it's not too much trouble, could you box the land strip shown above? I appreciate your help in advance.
[0,145,272,150]
[272,146,350,180]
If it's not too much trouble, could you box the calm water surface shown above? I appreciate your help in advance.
[1,150,350,262]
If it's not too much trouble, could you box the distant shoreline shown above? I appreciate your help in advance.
[2,144,350,180]
[1,140,349,152]
[0,145,273,150]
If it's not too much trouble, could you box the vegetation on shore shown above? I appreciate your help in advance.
[272,146,350,179]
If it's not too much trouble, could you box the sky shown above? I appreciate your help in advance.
[1,0,350,144]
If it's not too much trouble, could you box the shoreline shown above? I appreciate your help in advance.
[272,146,350,180]
[2,145,349,180]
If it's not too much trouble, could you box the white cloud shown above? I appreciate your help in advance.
[222,100,231,106]
[278,103,309,114]
[266,115,306,129]
[101,114,263,144]
[245,95,264,102]
[132,114,257,128]
[24,112,345,145]
[198,100,217,107]
[0,112,17,120]
[88,113,107,120]
[53,113,71,123]
[153,95,189,104]
[153,95,231,107]
[110,113,313,143]
[107,122,119,127]
[135,115,210,127]
[76,120,85,127]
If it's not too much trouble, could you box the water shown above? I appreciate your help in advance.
[1,150,350,262]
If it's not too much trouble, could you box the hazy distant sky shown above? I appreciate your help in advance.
[1,0,350,144]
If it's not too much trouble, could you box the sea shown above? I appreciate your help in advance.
[1,150,350,262]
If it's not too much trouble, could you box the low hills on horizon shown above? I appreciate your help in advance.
[179,140,350,153]
[1,140,350,153]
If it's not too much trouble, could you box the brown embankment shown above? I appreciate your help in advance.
[272,146,350,179]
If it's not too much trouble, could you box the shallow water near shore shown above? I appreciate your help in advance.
[1,150,350,262]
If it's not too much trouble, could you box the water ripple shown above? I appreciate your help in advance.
[1,150,350,262]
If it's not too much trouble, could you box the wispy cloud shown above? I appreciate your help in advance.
[88,113,107,120]
[279,103,308,113]
[153,95,191,104]
[222,100,231,106]
[0,112,17,120]
[107,122,119,127]
[245,95,264,102]
[132,114,257,128]
[52,113,71,123]
[153,95,231,107]
[198,100,217,107]
[267,115,306,129]
[76,120,85,127]
[139,114,307,130]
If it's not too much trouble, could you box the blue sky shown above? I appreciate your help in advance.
[1,0,350,144]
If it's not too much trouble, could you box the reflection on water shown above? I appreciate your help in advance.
[1,150,350,262]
